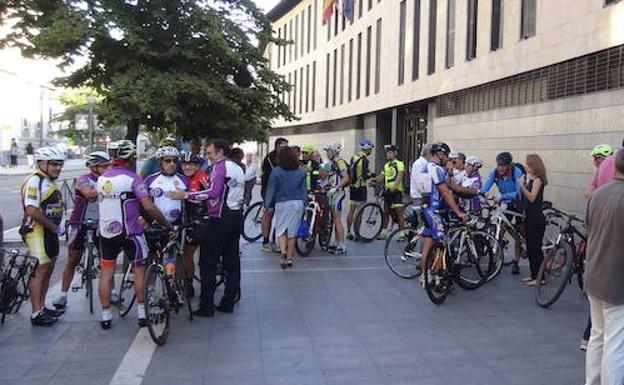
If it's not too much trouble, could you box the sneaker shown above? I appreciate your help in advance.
[138,318,149,327]
[52,297,67,311]
[216,303,234,314]
[43,307,64,318]
[346,232,355,241]
[511,261,520,275]
[261,243,272,253]
[580,339,588,351]
[332,246,347,255]
[326,245,337,253]
[31,312,58,327]
[377,229,390,240]
[100,320,112,330]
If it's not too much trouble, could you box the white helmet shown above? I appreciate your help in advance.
[35,147,66,161]
[85,151,111,167]
[323,143,342,153]
[107,140,136,160]
[156,146,180,159]
[465,156,483,169]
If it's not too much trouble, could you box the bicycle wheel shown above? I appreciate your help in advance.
[85,243,95,314]
[535,240,574,308]
[174,255,193,321]
[453,232,493,290]
[242,202,264,242]
[475,231,503,282]
[355,203,384,242]
[144,264,170,345]
[423,242,450,305]
[117,262,136,317]
[384,227,422,279]
[295,231,316,257]
[318,215,333,250]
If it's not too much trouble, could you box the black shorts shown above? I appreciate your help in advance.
[185,225,200,247]
[384,190,404,209]
[100,234,149,266]
[349,187,367,203]
[67,226,99,252]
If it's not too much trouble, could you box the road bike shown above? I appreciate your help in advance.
[383,205,425,279]
[242,201,264,242]
[66,219,99,314]
[354,187,404,242]
[0,248,38,323]
[143,224,194,345]
[535,205,586,308]
[295,193,333,257]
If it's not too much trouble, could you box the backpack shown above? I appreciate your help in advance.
[348,155,366,186]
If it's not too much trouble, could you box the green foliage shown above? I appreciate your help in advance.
[0,0,294,143]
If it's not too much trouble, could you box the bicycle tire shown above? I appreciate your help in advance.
[535,240,574,308]
[242,202,264,242]
[354,203,384,242]
[144,264,170,345]
[174,254,193,321]
[453,232,488,291]
[117,262,136,317]
[472,231,504,282]
[318,215,333,250]
[576,265,584,291]
[384,227,422,279]
[295,230,316,257]
[423,242,450,305]
[86,243,94,314]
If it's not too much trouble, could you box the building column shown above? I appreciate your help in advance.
[391,107,398,145]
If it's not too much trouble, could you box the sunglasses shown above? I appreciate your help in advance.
[48,161,64,167]
[162,158,176,164]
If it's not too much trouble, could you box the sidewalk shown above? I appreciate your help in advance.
[0,159,84,176]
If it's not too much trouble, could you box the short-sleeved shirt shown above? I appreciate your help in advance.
[423,162,447,208]
[329,158,349,188]
[97,166,149,238]
[591,155,615,189]
[459,173,482,215]
[410,156,429,199]
[21,172,63,225]
[70,173,99,223]
[350,152,370,188]
[382,160,406,192]
[145,172,189,224]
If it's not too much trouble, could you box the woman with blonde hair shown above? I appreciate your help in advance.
[518,154,548,286]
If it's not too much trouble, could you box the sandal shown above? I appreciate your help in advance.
[280,255,288,270]
[287,258,293,268]
[521,276,533,283]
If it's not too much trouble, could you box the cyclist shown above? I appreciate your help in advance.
[53,151,111,311]
[479,151,525,274]
[410,143,433,205]
[97,140,169,329]
[260,137,289,252]
[373,145,406,240]
[346,140,374,241]
[140,136,177,178]
[449,151,466,185]
[323,143,350,254]
[417,142,468,279]
[179,152,210,297]
[449,156,483,215]
[20,147,66,326]
[301,144,320,193]
[585,144,614,198]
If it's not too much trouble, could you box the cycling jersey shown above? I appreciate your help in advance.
[187,158,245,217]
[185,170,210,222]
[20,171,63,264]
[349,152,370,188]
[480,166,523,202]
[452,169,466,185]
[303,159,320,192]
[459,173,482,215]
[145,172,189,224]
[70,173,99,223]
[97,165,149,238]
[423,162,447,208]
[329,158,349,188]
[382,159,406,192]
[410,156,429,199]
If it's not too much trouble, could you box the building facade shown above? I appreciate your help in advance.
[266,0,624,214]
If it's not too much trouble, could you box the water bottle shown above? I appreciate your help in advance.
[165,258,175,277]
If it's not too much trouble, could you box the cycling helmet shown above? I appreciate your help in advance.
[159,136,177,147]
[465,156,483,169]
[495,152,513,165]
[301,144,315,153]
[384,144,399,152]
[35,147,66,161]
[430,142,451,156]
[107,140,136,160]
[85,151,111,167]
[449,151,459,159]
[359,140,375,150]
[323,143,342,153]
[590,144,614,158]
[156,146,180,159]
[320,162,332,172]
[181,152,202,164]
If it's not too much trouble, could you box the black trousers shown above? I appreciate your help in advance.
[525,212,545,279]
[198,210,242,309]
[243,180,255,206]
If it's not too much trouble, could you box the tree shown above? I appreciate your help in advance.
[0,0,293,143]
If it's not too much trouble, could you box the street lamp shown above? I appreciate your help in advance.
[87,95,95,149]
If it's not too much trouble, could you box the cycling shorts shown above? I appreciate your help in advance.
[384,190,404,209]
[349,187,367,204]
[100,234,149,267]
[185,225,200,247]
[25,226,58,265]
[421,207,445,240]
[329,190,346,212]
[67,226,99,252]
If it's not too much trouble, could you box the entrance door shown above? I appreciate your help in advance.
[403,110,428,168]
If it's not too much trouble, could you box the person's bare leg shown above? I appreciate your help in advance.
[61,249,82,292]
[28,263,51,312]
[347,204,357,234]
[99,267,114,309]
[333,211,344,245]
[287,238,296,262]
[183,246,197,280]
[133,265,146,304]
[395,208,405,228]
[261,211,274,241]
[40,260,55,308]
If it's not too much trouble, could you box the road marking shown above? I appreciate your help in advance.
[242,265,386,273]
[109,329,157,385]
[240,254,382,261]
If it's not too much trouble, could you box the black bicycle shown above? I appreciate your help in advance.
[242,202,264,242]
[66,219,99,314]
[0,248,39,323]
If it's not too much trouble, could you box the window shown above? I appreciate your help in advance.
[357,32,362,99]
[520,0,536,39]
[366,26,372,96]
[301,10,305,57]
[445,0,456,68]
[466,0,478,60]
[333,49,338,106]
[307,5,312,53]
[305,64,310,113]
[288,73,292,107]
[325,54,330,108]
[606,0,622,5]
[369,0,373,10]
[334,9,339,36]
[277,28,282,68]
[340,44,345,104]
[375,18,382,94]
[300,68,304,114]
[412,0,421,80]
[398,0,407,85]
[283,23,288,65]
[491,0,503,51]
[428,0,437,75]
[293,69,297,113]
[295,15,298,60]
[327,15,331,41]
[348,38,353,102]
[289,20,293,62]
[314,0,318,49]
[312,61,316,111]
[359,0,364,18]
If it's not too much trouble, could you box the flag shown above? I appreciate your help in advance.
[343,0,354,23]
[322,0,336,25]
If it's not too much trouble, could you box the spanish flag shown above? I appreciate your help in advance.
[322,0,336,25]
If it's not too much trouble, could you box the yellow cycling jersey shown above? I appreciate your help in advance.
[382,159,406,191]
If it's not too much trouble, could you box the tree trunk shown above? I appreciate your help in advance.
[125,118,140,143]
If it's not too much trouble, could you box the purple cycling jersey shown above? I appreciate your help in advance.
[97,166,148,238]
[186,158,244,218]
[70,173,99,224]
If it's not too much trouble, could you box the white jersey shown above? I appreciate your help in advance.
[224,160,245,211]
[410,156,429,199]
[453,169,466,185]
[145,172,189,224]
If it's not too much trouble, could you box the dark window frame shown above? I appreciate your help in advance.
[428,0,437,75]
[312,61,317,111]
[445,0,456,68]
[412,0,421,80]
[520,0,536,40]
[333,48,338,106]
[325,54,330,108]
[348,38,354,101]
[398,0,407,85]
[466,0,478,60]
[366,25,372,96]
[491,0,503,51]
[357,32,362,99]
[375,18,382,94]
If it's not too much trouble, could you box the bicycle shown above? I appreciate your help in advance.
[295,193,333,257]
[242,201,264,242]
[143,224,194,345]
[66,219,99,314]
[423,214,496,305]
[0,248,39,323]
[535,205,586,308]
[354,187,402,242]
[383,205,425,279]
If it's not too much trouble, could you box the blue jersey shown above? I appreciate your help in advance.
[480,166,524,201]
[423,162,447,208]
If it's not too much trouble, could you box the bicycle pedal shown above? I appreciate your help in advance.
[71,286,81,293]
